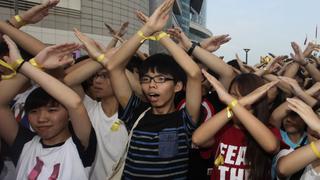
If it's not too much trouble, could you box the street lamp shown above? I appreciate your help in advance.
[243,48,250,64]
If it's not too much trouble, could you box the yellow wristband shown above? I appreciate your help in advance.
[226,99,237,119]
[226,107,233,119]
[228,99,238,109]
[14,15,26,26]
[96,54,105,64]
[310,141,320,159]
[137,30,156,43]
[14,15,23,22]
[156,32,170,41]
[0,59,16,80]
[11,58,24,71]
[29,58,42,69]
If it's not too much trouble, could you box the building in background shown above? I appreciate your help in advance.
[150,0,212,54]
[0,0,211,55]
[0,0,149,55]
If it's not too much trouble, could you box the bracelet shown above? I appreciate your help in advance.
[95,54,106,64]
[5,20,15,27]
[187,41,200,55]
[226,99,238,119]
[16,60,26,72]
[29,58,42,69]
[156,32,170,41]
[0,59,16,80]
[310,141,320,159]
[10,58,24,71]
[137,30,156,43]
[14,15,26,26]
[228,99,238,109]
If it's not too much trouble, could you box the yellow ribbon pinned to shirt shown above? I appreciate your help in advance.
[111,119,123,132]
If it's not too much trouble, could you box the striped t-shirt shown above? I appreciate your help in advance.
[119,95,197,179]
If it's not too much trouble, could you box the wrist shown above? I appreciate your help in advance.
[8,17,20,28]
[12,15,26,28]
[140,26,154,37]
[187,41,200,56]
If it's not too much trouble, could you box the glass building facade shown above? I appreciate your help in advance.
[0,0,149,52]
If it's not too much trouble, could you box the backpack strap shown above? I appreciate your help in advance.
[109,107,151,179]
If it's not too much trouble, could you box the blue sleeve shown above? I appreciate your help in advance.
[118,94,149,129]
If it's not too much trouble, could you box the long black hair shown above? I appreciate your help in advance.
[229,73,273,180]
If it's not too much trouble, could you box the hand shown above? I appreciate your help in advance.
[140,0,174,34]
[104,21,129,37]
[265,55,287,73]
[303,42,320,58]
[20,0,59,25]
[167,27,192,51]
[277,61,293,76]
[200,34,231,52]
[34,43,80,69]
[202,69,234,104]
[290,42,306,65]
[74,28,105,62]
[2,35,22,65]
[278,76,303,95]
[111,34,125,43]
[240,80,279,106]
[287,98,320,133]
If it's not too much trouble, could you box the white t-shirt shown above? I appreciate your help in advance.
[16,136,90,180]
[83,95,128,180]
[300,164,320,180]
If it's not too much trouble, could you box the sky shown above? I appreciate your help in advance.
[205,0,320,65]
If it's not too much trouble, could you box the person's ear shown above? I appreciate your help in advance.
[174,81,183,92]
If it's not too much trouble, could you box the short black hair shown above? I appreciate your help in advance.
[126,55,143,73]
[24,87,61,113]
[0,42,33,60]
[138,53,186,84]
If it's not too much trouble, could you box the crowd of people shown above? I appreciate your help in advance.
[0,0,320,179]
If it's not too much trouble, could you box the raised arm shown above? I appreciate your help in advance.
[277,98,320,177]
[167,27,236,89]
[76,0,175,108]
[193,70,279,153]
[279,76,318,106]
[7,0,59,29]
[104,22,129,51]
[3,35,92,148]
[158,35,202,123]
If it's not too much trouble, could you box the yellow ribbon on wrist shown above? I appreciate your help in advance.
[156,32,170,41]
[137,30,156,43]
[11,58,24,71]
[0,59,16,80]
[310,141,320,159]
[29,58,42,70]
[95,54,106,64]
[14,15,26,26]
[226,99,238,119]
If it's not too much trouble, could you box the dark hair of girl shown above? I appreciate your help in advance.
[228,73,272,180]
[24,87,61,114]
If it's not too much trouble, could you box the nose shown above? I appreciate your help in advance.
[148,79,157,88]
[37,110,49,123]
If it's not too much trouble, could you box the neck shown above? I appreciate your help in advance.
[287,132,304,144]
[42,128,70,146]
[152,102,176,115]
[101,96,119,117]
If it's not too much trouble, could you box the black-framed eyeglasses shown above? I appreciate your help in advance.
[93,72,108,79]
[140,75,174,84]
